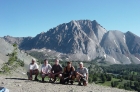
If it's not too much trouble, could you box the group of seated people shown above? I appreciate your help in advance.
[27,58,88,86]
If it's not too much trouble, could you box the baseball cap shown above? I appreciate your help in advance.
[79,62,83,65]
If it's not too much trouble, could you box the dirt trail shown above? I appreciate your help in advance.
[0,73,136,92]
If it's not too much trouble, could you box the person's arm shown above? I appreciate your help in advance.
[48,64,52,73]
[41,65,46,74]
[86,73,88,82]
[76,72,84,77]
[37,63,39,69]
[59,64,63,73]
[49,64,52,69]
[63,67,66,74]
[76,68,84,77]
[35,63,39,70]
[41,65,43,73]
[70,66,75,76]
[72,66,75,72]
[51,65,54,74]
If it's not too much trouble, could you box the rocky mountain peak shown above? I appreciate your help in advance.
[2,20,140,64]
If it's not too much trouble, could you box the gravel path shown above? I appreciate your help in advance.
[0,74,136,92]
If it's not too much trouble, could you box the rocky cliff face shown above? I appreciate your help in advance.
[2,20,140,64]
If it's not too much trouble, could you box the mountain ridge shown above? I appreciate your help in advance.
[2,20,140,64]
[0,37,34,69]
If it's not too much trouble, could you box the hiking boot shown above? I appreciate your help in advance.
[66,79,69,84]
[42,78,44,82]
[70,81,73,85]
[60,78,64,84]
[29,77,32,80]
[78,82,82,86]
[34,78,39,81]
[49,79,53,83]
[52,78,56,83]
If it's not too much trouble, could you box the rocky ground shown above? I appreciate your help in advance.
[0,70,136,92]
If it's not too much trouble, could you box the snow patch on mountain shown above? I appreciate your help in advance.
[136,57,140,62]
[123,35,126,43]
[127,57,130,60]
[65,25,68,30]
[104,54,107,59]
[48,50,51,52]
[113,58,117,63]
[68,39,72,43]
[72,20,81,29]
[87,55,90,60]
[114,40,119,48]
[57,53,61,57]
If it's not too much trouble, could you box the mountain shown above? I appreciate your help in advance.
[0,38,34,69]
[101,31,131,64]
[3,35,32,47]
[2,20,140,64]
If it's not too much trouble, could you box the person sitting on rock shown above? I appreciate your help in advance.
[50,59,63,83]
[61,61,75,84]
[41,59,52,82]
[27,58,39,81]
[76,62,88,86]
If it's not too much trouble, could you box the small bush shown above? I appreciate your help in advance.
[111,81,119,87]
[1,43,24,73]
[1,64,10,73]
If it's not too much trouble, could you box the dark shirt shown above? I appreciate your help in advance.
[65,66,74,75]
[51,64,63,73]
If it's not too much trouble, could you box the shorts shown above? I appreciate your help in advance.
[27,70,38,79]
[63,74,69,78]
[27,70,36,76]
[54,74,59,77]
[41,73,50,77]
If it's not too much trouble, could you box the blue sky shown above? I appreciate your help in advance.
[0,0,140,37]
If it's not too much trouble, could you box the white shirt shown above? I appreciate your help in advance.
[28,63,39,71]
[76,67,88,77]
[41,64,52,74]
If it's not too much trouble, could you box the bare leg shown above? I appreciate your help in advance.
[29,70,33,80]
[83,81,88,86]
[76,75,80,82]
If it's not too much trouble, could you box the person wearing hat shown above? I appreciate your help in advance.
[61,61,75,84]
[50,59,63,83]
[76,62,88,86]
[27,58,39,81]
[41,59,52,82]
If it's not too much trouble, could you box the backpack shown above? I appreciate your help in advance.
[0,87,9,92]
[0,87,5,92]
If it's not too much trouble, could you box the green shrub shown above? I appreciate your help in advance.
[93,76,98,82]
[17,60,24,67]
[1,43,24,73]
[111,81,119,87]
[1,64,10,73]
[88,77,93,83]
[101,74,106,83]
